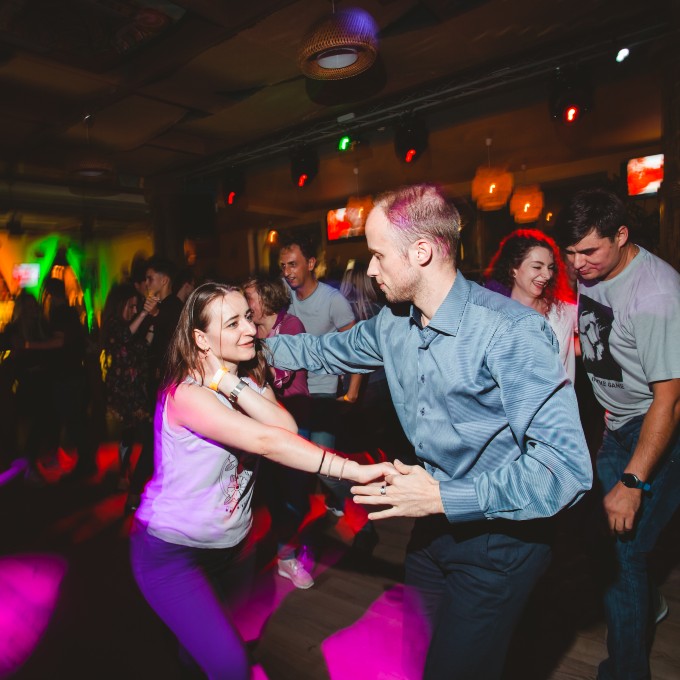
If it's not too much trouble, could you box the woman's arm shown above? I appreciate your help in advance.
[167,383,393,483]
[339,373,364,403]
[26,330,64,350]
[129,297,158,335]
[209,369,297,433]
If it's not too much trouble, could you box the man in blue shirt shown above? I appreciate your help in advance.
[267,184,592,679]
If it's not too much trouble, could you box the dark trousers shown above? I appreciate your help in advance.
[595,416,680,680]
[130,522,254,679]
[405,516,552,680]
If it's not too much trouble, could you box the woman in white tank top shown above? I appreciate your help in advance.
[130,282,393,679]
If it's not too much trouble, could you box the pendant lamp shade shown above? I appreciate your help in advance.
[472,167,514,211]
[510,185,544,223]
[298,8,378,80]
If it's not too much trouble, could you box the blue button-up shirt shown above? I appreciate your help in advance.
[267,273,592,523]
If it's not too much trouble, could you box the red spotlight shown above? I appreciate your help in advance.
[549,67,592,125]
[565,106,580,123]
[290,146,318,187]
[394,116,428,163]
[222,167,245,206]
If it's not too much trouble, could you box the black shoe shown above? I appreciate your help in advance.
[351,526,379,557]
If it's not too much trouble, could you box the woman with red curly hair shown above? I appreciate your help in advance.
[485,228,577,382]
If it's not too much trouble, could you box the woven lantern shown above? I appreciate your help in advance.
[510,185,544,223]
[471,167,514,211]
[70,152,116,180]
[298,8,378,80]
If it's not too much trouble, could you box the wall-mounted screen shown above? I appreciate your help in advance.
[627,154,664,196]
[13,263,40,288]
[326,196,373,241]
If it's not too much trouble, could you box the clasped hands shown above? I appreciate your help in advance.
[351,459,444,520]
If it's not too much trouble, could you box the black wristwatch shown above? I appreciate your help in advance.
[620,473,651,492]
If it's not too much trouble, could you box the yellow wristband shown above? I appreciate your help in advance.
[208,368,227,392]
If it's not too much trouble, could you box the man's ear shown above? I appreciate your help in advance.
[307,256,317,272]
[616,225,629,247]
[411,239,433,267]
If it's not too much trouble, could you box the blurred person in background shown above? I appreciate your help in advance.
[127,256,183,511]
[100,282,156,490]
[30,277,92,478]
[244,274,315,588]
[0,290,53,481]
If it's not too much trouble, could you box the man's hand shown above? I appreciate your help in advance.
[603,482,642,534]
[351,459,444,520]
[143,296,160,316]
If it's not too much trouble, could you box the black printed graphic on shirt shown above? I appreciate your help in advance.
[578,295,623,383]
[219,454,257,514]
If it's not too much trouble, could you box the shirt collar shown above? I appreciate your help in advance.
[409,271,469,336]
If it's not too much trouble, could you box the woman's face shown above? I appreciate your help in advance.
[203,292,257,366]
[512,246,555,300]
[122,296,138,322]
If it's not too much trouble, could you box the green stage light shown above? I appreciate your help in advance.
[338,134,352,151]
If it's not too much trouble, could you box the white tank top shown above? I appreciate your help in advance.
[136,377,261,548]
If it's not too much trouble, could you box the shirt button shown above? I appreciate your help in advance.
[420,408,425,416]
[420,375,425,383]
[418,442,423,450]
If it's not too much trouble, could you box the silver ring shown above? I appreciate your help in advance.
[380,484,387,496]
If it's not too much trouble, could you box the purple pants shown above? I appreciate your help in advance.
[130,522,254,679]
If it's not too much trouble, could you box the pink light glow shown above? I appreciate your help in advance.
[321,585,430,679]
[0,554,68,678]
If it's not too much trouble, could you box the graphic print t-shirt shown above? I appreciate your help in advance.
[137,377,263,548]
[578,247,680,430]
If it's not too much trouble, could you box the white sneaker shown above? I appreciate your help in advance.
[655,592,669,624]
[325,504,345,518]
[277,558,314,589]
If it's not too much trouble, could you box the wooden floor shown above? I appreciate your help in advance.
[1,459,678,680]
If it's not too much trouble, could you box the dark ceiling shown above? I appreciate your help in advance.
[0,0,674,237]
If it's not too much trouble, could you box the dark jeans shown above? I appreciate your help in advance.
[258,453,313,560]
[405,516,552,680]
[309,393,337,450]
[596,416,680,680]
[130,522,254,679]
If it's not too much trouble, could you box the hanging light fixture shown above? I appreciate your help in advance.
[70,113,116,181]
[510,184,544,223]
[298,5,378,80]
[471,138,513,211]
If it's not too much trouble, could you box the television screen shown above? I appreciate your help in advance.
[627,154,664,196]
[326,196,373,241]
[13,263,40,288]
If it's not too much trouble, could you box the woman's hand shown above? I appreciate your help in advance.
[344,460,396,485]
